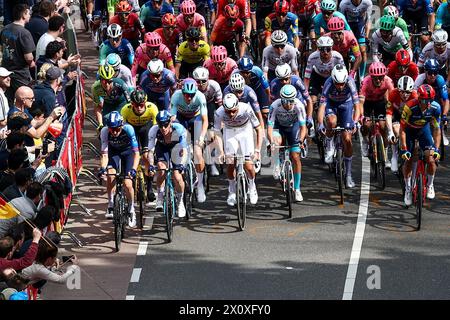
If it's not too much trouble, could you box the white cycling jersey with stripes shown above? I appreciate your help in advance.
[417,41,450,68]
[304,51,344,79]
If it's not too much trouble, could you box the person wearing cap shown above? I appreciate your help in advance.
[0,67,12,134]
[0,4,36,106]
[33,66,63,118]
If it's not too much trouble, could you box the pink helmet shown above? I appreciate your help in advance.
[327,16,345,32]
[369,62,387,76]
[181,0,196,15]
[211,45,228,63]
[144,32,162,47]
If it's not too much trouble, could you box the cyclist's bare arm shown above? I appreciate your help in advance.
[95,103,104,126]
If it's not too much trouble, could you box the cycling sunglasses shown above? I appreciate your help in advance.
[420,98,433,104]
[319,47,332,52]
[188,37,200,43]
[372,75,385,81]
[280,77,290,82]
[426,71,438,76]
[110,37,121,42]
[434,42,447,48]
[277,12,287,17]
[281,98,295,105]
[214,61,226,67]
[274,44,285,49]
[150,72,162,78]
[158,122,170,128]
[108,127,121,133]
[399,90,412,95]
[233,89,244,95]
[322,10,333,16]
[164,26,176,30]
[196,79,208,85]
[149,46,160,51]
[183,92,196,98]
[225,108,238,116]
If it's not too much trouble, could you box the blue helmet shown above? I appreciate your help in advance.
[156,110,172,125]
[106,53,121,70]
[182,78,197,94]
[424,58,440,72]
[237,56,253,71]
[106,111,123,128]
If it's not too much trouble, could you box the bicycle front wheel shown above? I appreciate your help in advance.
[164,184,174,242]
[236,174,247,231]
[113,193,123,252]
[136,170,145,229]
[415,173,423,231]
[336,149,344,205]
[376,135,386,190]
[285,162,294,218]
[184,162,195,220]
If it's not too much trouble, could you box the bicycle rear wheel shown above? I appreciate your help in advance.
[336,149,345,205]
[236,174,247,231]
[164,183,174,242]
[113,193,123,252]
[285,162,294,218]
[376,135,386,190]
[414,172,423,231]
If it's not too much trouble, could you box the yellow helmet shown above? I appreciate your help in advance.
[98,64,116,80]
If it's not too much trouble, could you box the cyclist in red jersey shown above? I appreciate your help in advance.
[326,17,361,79]
[290,0,320,43]
[109,1,146,50]
[387,49,419,87]
[176,0,208,41]
[213,0,252,40]
[203,45,238,90]
[386,76,418,172]
[154,13,182,58]
[211,4,247,59]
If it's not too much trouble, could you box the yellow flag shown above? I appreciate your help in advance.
[0,196,19,220]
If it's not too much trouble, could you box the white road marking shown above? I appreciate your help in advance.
[130,268,142,283]
[342,133,371,300]
[137,242,148,256]
[125,295,135,300]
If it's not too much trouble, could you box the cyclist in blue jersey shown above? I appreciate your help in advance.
[147,110,189,215]
[235,56,271,120]
[140,0,175,32]
[414,58,449,121]
[99,24,135,69]
[269,63,313,131]
[223,73,265,130]
[98,111,140,227]
[397,0,434,45]
[140,58,177,111]
[313,0,352,38]
[400,84,441,205]
[318,64,360,188]
[435,1,450,35]
[264,0,300,49]
[170,78,209,203]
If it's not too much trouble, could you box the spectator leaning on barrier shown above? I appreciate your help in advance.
[35,14,65,61]
[33,66,62,118]
[0,4,36,106]
[0,67,13,135]
[2,167,35,201]
[9,181,44,223]
[36,41,79,83]
[0,227,41,273]
[25,0,56,46]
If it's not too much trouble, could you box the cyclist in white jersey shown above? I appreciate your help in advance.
[193,66,223,177]
[261,30,299,82]
[418,29,450,79]
[214,93,263,206]
[304,36,344,105]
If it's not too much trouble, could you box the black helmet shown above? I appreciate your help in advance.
[185,27,201,39]
[130,89,147,104]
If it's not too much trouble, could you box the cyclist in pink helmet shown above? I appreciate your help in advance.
[131,31,175,84]
[360,61,395,159]
[203,45,238,90]
[176,0,208,41]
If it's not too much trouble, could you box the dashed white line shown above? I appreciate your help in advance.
[137,242,148,256]
[130,268,142,283]
[125,295,135,300]
[342,133,371,300]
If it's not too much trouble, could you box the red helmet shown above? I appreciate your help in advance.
[162,13,177,26]
[211,45,228,63]
[327,16,345,31]
[224,4,240,19]
[274,0,289,15]
[369,62,387,77]
[395,49,411,66]
[144,32,162,47]
[180,0,196,15]
[116,0,132,13]
[418,84,436,100]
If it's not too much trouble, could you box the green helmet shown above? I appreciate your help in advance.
[98,64,116,80]
[379,15,396,31]
[321,0,337,11]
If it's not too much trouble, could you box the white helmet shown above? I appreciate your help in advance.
[147,58,164,74]
[223,93,239,111]
[271,30,288,46]
[229,73,245,91]
[107,23,122,38]
[432,29,448,44]
[331,64,348,84]
[193,67,209,81]
[397,76,415,92]
[317,36,333,48]
[275,63,292,79]
[280,84,297,100]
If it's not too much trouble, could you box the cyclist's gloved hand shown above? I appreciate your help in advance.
[431,147,441,160]
[442,114,448,125]
[318,123,326,135]
[400,149,411,161]
[96,123,104,133]
[306,116,314,128]
[388,131,396,143]
[97,167,106,178]
[148,165,156,174]
[128,169,137,178]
